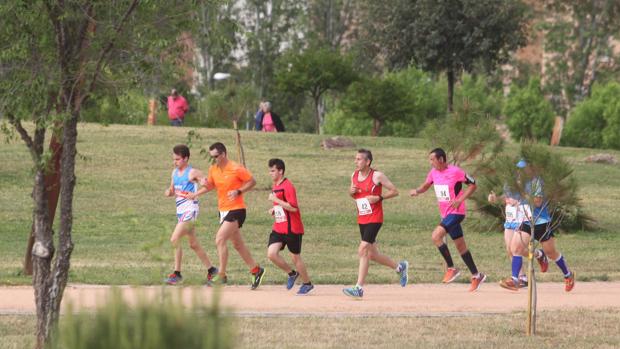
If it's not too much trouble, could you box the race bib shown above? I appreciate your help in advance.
[505,205,518,221]
[273,205,287,223]
[434,184,451,202]
[356,198,373,216]
[219,211,229,224]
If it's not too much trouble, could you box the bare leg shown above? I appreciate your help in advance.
[453,236,468,255]
[541,237,560,260]
[187,229,214,269]
[267,243,292,273]
[356,241,372,286]
[170,222,191,271]
[368,243,398,269]
[431,226,448,247]
[227,223,258,269]
[291,253,311,283]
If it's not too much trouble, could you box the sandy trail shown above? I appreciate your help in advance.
[2,282,619,317]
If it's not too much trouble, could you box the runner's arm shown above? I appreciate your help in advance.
[164,172,175,197]
[268,193,298,212]
[409,182,432,197]
[349,173,358,198]
[366,171,398,204]
[450,175,477,208]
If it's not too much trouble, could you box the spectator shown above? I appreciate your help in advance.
[260,101,285,132]
[167,89,189,127]
[254,102,265,131]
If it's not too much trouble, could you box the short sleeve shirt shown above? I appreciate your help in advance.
[425,165,474,218]
[207,161,253,211]
[272,178,304,234]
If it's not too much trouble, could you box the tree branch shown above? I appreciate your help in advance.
[7,113,39,161]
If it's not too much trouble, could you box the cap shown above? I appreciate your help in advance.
[516,159,527,168]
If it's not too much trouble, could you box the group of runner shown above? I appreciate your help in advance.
[164,143,575,299]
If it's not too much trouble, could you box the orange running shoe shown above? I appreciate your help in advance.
[536,249,549,273]
[442,267,461,283]
[499,277,520,291]
[469,273,487,292]
[564,272,575,292]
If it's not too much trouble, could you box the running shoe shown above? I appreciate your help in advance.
[442,267,461,283]
[536,249,549,273]
[205,267,220,286]
[251,267,265,290]
[297,283,314,296]
[397,260,409,287]
[564,271,575,292]
[287,271,299,290]
[518,275,529,288]
[342,285,363,299]
[468,273,487,292]
[165,273,182,285]
[499,277,520,291]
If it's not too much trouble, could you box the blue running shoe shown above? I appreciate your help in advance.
[397,260,409,287]
[165,273,182,285]
[296,283,314,295]
[342,285,363,299]
[287,271,299,290]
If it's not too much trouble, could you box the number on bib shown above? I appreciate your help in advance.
[433,184,451,202]
[356,198,373,216]
[505,205,517,221]
[273,205,287,223]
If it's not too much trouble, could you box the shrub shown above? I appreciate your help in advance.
[504,78,555,142]
[51,289,233,349]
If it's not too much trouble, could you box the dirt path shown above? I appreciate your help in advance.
[2,282,619,317]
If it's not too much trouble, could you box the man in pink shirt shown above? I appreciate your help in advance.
[167,89,189,127]
[409,148,486,292]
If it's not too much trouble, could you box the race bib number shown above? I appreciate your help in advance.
[434,184,451,202]
[356,198,373,216]
[219,211,229,224]
[273,205,287,223]
[505,205,518,221]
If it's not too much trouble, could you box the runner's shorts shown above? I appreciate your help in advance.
[520,223,554,242]
[220,209,246,228]
[177,210,198,223]
[440,214,465,240]
[268,231,303,254]
[359,223,382,244]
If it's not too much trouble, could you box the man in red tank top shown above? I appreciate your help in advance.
[343,149,409,299]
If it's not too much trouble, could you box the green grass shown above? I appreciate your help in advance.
[3,309,620,349]
[1,123,620,285]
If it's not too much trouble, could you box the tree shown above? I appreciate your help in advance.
[0,1,195,347]
[504,78,556,142]
[541,0,620,117]
[307,0,360,50]
[275,49,357,133]
[340,76,414,136]
[365,0,528,112]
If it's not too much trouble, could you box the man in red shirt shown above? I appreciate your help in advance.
[343,149,409,299]
[167,89,189,126]
[266,159,314,295]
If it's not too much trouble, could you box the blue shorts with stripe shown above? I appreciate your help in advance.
[440,214,465,240]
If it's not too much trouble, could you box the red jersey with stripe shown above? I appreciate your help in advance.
[272,178,304,234]
[352,169,383,224]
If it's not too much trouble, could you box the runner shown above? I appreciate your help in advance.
[197,142,265,289]
[499,159,575,292]
[164,144,218,285]
[266,158,314,295]
[409,148,486,292]
[343,149,409,299]
[488,182,549,288]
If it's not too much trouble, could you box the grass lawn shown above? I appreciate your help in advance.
[1,123,619,286]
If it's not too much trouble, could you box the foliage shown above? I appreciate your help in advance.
[540,0,620,115]
[472,143,595,231]
[206,83,258,128]
[422,101,504,167]
[504,78,555,142]
[323,109,372,136]
[563,82,620,149]
[274,48,357,133]
[364,0,528,111]
[454,74,504,119]
[51,290,232,349]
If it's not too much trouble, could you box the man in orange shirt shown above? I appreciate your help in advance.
[197,142,265,289]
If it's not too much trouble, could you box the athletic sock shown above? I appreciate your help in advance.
[303,282,312,286]
[535,249,544,259]
[511,256,523,280]
[288,270,297,277]
[555,254,570,277]
[174,270,182,277]
[460,250,479,275]
[438,244,455,268]
[207,266,217,274]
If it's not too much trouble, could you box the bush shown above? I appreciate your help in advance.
[563,82,620,149]
[504,78,555,142]
[51,289,233,349]
[323,109,372,136]
[454,74,503,119]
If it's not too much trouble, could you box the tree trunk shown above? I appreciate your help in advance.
[314,96,321,134]
[24,136,62,275]
[372,119,381,137]
[147,98,157,125]
[447,70,455,113]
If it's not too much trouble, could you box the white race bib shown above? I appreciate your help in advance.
[356,198,373,216]
[505,205,518,221]
[273,205,287,223]
[219,211,229,224]
[434,184,451,202]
